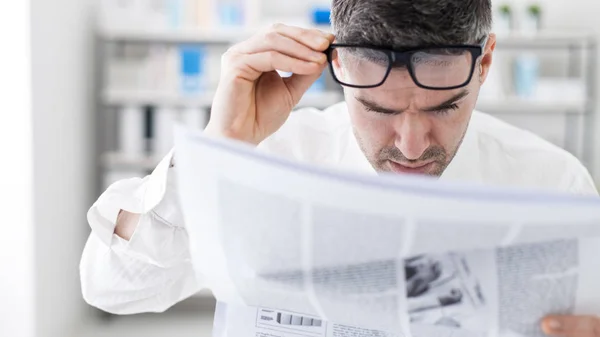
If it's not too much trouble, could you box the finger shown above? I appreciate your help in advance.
[542,315,600,337]
[274,24,335,51]
[284,63,328,102]
[235,23,333,54]
[236,32,328,64]
[232,51,324,81]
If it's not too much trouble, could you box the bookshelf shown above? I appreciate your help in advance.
[96,25,599,180]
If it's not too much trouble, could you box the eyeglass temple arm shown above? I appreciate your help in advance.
[479,35,490,49]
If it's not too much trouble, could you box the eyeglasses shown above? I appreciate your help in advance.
[326,36,488,90]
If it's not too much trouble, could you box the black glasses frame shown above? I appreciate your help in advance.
[325,36,489,90]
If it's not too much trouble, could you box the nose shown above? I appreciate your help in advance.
[393,113,431,160]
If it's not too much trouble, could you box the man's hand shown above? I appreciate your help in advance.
[542,315,600,337]
[114,210,140,241]
[206,23,334,145]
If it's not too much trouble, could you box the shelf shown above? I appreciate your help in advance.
[99,26,250,44]
[99,22,332,44]
[104,89,585,114]
[476,96,587,115]
[299,91,344,108]
[495,31,596,48]
[104,89,215,107]
[102,152,163,171]
[100,26,596,48]
[103,89,344,109]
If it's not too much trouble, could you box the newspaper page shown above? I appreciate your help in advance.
[173,126,600,337]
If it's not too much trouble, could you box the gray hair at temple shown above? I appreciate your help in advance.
[330,0,493,48]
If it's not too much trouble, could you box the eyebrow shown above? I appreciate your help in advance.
[422,89,470,112]
[356,89,470,115]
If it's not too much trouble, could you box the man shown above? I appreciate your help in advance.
[80,0,599,335]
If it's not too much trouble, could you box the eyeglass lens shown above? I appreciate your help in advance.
[330,46,475,89]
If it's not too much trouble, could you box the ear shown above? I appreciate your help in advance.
[479,33,496,84]
[331,48,345,80]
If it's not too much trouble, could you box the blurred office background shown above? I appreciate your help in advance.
[2,0,600,336]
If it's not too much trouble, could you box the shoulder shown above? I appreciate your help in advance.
[470,111,597,195]
[258,102,353,163]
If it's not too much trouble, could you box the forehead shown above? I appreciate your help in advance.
[350,69,464,108]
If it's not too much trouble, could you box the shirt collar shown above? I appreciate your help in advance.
[439,117,483,184]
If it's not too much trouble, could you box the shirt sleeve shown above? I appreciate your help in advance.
[565,160,599,197]
[79,150,202,315]
[79,105,344,314]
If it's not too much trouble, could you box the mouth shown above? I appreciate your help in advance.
[387,160,435,175]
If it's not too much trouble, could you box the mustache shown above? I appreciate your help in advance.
[381,146,446,164]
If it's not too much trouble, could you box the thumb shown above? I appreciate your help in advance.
[542,315,600,336]
[283,63,328,104]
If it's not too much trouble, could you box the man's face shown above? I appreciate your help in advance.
[333,37,496,177]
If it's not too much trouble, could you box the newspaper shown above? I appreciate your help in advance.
[173,126,600,337]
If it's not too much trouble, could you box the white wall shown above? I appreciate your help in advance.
[30,0,97,335]
[0,1,97,335]
[0,1,35,336]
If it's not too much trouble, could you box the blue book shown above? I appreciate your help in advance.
[180,45,206,94]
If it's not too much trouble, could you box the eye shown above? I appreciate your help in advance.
[363,105,398,115]
[435,103,459,116]
[363,105,375,113]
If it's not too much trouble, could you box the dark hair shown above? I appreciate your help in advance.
[331,0,493,48]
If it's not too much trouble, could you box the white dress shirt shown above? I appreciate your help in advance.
[80,102,598,315]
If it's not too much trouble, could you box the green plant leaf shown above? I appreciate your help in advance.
[528,4,542,16]
[499,4,512,14]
